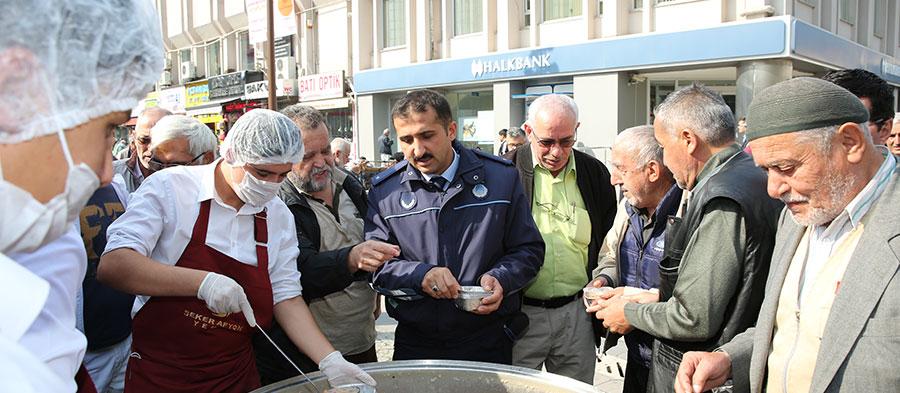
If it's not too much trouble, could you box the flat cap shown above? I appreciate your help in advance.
[746,77,869,141]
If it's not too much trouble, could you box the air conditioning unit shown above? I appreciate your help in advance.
[158,71,172,87]
[164,57,173,70]
[275,57,297,80]
[180,61,196,83]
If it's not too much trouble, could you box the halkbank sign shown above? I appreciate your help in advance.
[470,53,552,78]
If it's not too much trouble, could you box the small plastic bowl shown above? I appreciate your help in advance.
[454,286,494,312]
[582,286,614,307]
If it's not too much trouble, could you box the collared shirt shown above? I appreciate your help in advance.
[0,254,69,392]
[526,153,589,299]
[801,149,896,300]
[131,158,145,186]
[104,158,302,316]
[421,150,460,190]
[10,223,87,391]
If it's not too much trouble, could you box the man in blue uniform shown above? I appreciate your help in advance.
[366,89,545,364]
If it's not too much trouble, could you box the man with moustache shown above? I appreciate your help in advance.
[676,78,900,393]
[254,105,399,384]
[589,125,682,393]
[366,89,544,363]
[113,107,171,192]
[589,84,781,392]
[888,117,900,156]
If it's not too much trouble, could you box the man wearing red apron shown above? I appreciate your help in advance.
[98,109,376,392]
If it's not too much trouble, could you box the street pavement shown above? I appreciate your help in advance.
[374,299,627,392]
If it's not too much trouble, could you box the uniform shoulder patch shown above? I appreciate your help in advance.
[472,149,513,166]
[370,161,407,187]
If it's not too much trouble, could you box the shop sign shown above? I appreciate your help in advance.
[224,100,264,113]
[470,52,552,79]
[185,81,210,108]
[196,113,224,124]
[209,71,262,99]
[882,59,900,80]
[157,86,186,113]
[298,71,344,101]
[244,79,299,100]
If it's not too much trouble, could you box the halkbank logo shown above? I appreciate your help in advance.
[470,53,552,78]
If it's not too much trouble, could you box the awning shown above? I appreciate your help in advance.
[184,97,239,115]
[301,97,351,110]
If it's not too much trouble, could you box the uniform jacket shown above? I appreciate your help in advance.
[721,162,900,393]
[366,142,545,343]
[279,167,368,301]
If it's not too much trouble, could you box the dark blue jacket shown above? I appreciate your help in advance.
[365,142,544,343]
[618,184,681,366]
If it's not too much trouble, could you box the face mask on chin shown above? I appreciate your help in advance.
[231,165,282,207]
[0,129,100,254]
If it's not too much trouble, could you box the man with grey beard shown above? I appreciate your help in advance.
[677,78,900,393]
[254,105,400,384]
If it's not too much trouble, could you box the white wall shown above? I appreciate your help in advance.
[450,34,488,57]
[654,0,724,33]
[539,17,586,47]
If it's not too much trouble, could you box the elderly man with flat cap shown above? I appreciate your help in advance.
[675,77,900,393]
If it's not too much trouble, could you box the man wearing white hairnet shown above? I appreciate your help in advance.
[99,109,375,392]
[0,0,165,391]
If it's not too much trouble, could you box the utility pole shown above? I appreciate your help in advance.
[266,0,276,110]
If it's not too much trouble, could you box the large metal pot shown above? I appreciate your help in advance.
[251,360,602,393]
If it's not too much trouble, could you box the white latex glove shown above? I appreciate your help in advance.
[196,272,257,327]
[318,351,376,387]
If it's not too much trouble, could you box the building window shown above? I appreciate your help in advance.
[383,0,406,47]
[206,40,221,77]
[598,0,604,16]
[543,0,581,21]
[524,1,531,27]
[797,0,817,6]
[874,0,887,38]
[839,0,857,24]
[238,31,255,71]
[633,0,643,10]
[454,0,483,36]
[180,48,191,64]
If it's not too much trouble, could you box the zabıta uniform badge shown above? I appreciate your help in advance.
[472,184,488,199]
[400,192,416,209]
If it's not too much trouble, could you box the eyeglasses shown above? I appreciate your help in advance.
[534,135,577,149]
[147,153,205,172]
[535,201,576,222]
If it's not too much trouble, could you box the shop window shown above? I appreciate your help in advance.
[206,40,221,77]
[874,0,886,38]
[543,0,581,21]
[454,0,483,36]
[839,0,856,25]
[383,0,406,48]
[238,31,255,71]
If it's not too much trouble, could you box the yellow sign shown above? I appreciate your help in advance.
[195,113,223,124]
[185,81,210,108]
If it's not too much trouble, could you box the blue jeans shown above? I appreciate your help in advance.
[83,335,131,393]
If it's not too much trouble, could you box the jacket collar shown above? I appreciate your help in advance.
[399,141,485,189]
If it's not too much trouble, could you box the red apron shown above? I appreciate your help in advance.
[125,200,274,393]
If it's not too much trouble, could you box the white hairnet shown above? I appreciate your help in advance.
[0,0,165,144]
[220,109,304,166]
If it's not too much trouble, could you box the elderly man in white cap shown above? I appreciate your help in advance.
[99,109,375,392]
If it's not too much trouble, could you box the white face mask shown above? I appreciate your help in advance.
[0,129,100,254]
[232,166,282,207]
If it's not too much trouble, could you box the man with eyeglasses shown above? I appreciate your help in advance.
[113,107,171,193]
[73,115,218,392]
[822,69,894,146]
[587,125,681,393]
[98,109,375,391]
[503,94,617,384]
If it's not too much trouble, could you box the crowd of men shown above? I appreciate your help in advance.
[4,1,900,393]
